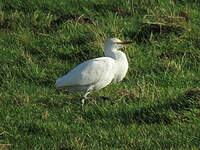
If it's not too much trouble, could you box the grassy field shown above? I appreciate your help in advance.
[0,0,200,149]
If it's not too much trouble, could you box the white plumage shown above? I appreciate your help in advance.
[55,38,133,105]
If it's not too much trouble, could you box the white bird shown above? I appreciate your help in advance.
[55,38,133,105]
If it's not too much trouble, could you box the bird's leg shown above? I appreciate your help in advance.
[81,91,90,106]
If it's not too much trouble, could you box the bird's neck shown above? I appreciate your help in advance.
[104,48,127,62]
[105,49,129,83]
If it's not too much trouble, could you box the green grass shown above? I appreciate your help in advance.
[0,0,200,149]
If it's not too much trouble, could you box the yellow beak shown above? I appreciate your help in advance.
[115,41,133,44]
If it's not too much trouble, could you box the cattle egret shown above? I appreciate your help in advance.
[55,38,133,105]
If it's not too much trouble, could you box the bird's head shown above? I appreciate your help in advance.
[104,38,133,52]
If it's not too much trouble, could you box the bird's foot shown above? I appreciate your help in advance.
[87,96,112,101]
[98,96,112,101]
[81,96,112,106]
[89,96,112,101]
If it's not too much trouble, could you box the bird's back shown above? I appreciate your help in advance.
[55,57,116,91]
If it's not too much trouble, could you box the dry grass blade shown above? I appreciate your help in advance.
[158,52,200,62]
[143,9,189,33]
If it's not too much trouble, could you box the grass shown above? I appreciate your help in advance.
[0,0,200,149]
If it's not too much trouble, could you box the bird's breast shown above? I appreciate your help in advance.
[113,57,128,83]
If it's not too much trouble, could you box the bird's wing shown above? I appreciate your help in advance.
[55,57,116,88]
